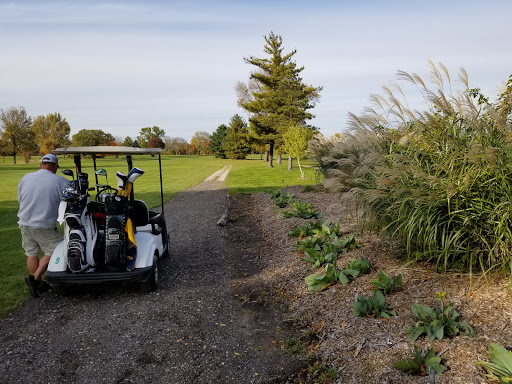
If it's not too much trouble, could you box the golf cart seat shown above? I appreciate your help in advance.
[132,200,164,236]
[131,199,149,227]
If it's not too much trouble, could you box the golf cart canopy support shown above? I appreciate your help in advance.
[52,146,165,213]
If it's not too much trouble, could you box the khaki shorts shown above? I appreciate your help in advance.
[19,225,63,257]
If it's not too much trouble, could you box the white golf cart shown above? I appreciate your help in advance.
[46,146,169,294]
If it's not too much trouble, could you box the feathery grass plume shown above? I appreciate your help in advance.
[319,62,512,276]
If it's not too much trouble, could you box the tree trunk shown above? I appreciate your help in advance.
[260,152,263,160]
[13,151,17,164]
[277,152,282,165]
[298,158,305,179]
[268,142,274,168]
[265,150,269,162]
[288,156,293,171]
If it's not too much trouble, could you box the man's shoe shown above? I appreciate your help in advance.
[38,280,52,294]
[25,275,39,298]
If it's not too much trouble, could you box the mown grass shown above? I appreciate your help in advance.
[0,154,317,315]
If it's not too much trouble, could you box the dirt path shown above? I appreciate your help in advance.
[0,176,303,384]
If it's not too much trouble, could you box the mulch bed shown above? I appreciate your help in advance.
[227,185,512,384]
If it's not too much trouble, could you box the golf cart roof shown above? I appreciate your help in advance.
[53,146,163,155]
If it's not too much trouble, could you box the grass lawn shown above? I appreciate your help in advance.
[0,153,319,315]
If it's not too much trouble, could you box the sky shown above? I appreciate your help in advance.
[1,0,511,143]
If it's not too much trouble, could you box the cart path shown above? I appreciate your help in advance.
[0,175,302,383]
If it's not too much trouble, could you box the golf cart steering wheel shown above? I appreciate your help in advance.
[95,185,119,202]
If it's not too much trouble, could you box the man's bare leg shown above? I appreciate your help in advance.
[33,255,50,281]
[27,255,39,275]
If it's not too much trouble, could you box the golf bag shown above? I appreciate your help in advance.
[103,196,130,268]
[60,172,99,273]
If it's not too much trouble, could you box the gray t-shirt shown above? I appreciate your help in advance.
[18,169,69,228]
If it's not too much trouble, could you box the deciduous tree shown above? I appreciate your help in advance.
[137,126,165,148]
[164,137,189,155]
[72,129,115,146]
[0,106,34,164]
[148,137,165,149]
[190,131,210,155]
[283,123,313,178]
[32,112,71,153]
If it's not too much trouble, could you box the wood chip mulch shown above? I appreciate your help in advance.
[226,185,512,384]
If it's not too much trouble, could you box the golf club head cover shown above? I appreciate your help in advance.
[127,167,144,184]
[116,171,128,191]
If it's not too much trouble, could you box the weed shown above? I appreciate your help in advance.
[394,345,447,376]
[307,364,339,383]
[282,337,307,355]
[404,292,476,342]
[371,271,402,294]
[352,290,397,319]
[283,201,322,219]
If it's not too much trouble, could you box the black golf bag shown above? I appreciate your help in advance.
[103,196,130,268]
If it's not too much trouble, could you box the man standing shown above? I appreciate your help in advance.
[17,154,68,297]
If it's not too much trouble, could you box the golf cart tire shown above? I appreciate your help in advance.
[141,254,158,293]
[162,232,170,259]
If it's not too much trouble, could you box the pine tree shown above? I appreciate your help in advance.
[209,124,228,158]
[223,115,251,160]
[240,32,321,167]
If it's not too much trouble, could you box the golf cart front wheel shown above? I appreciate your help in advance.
[140,254,159,293]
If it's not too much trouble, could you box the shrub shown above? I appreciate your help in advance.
[319,62,512,275]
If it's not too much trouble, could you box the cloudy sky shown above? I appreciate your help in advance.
[1,0,511,142]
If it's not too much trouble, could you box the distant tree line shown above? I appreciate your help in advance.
[0,107,214,162]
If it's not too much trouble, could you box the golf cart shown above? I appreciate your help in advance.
[46,146,169,293]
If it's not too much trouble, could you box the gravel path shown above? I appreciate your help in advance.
[0,177,301,384]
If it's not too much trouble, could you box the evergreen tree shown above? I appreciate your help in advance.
[223,115,251,160]
[209,124,228,158]
[240,32,321,167]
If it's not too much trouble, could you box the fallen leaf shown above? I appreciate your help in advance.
[234,352,241,356]
[220,324,226,327]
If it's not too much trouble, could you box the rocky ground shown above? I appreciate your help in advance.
[225,185,512,383]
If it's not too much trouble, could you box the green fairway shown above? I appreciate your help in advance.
[0,154,318,315]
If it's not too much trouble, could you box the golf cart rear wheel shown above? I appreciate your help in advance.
[141,254,158,293]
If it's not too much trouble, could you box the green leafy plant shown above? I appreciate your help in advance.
[295,235,327,252]
[330,234,363,254]
[306,364,339,383]
[305,263,338,291]
[338,258,371,285]
[371,271,402,294]
[394,345,447,376]
[404,292,476,342]
[283,201,322,219]
[305,259,372,291]
[301,248,338,270]
[476,343,512,383]
[352,290,397,319]
[298,235,364,270]
[289,220,341,239]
